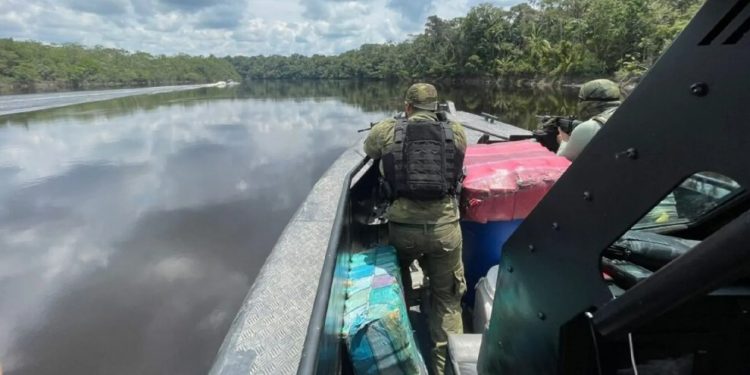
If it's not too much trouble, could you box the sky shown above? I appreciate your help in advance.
[0,0,524,57]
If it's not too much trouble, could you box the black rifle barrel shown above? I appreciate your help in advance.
[481,112,500,121]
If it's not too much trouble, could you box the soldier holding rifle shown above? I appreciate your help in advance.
[557,79,622,161]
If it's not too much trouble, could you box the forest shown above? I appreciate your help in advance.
[0,39,240,91]
[229,0,702,82]
[0,0,702,91]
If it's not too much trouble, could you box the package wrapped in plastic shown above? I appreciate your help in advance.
[461,141,571,223]
[342,245,428,375]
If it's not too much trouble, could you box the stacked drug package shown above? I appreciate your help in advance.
[342,245,427,375]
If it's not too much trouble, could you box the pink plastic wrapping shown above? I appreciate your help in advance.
[461,141,571,223]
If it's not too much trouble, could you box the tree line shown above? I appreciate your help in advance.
[0,0,701,91]
[228,0,702,81]
[0,39,240,91]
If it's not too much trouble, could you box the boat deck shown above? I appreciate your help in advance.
[452,111,531,142]
[209,110,529,375]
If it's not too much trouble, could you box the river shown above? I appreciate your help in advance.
[0,81,577,374]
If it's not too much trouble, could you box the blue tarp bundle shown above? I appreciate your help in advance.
[342,245,428,375]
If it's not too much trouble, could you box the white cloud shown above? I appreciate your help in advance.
[0,0,526,56]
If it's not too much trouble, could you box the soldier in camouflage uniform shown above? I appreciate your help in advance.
[364,83,467,375]
[557,79,622,161]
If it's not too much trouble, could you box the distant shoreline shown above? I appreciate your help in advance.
[0,80,215,96]
[0,84,214,116]
[0,39,241,95]
[0,76,638,102]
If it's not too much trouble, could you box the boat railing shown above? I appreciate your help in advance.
[297,156,371,375]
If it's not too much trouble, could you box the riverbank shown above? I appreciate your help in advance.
[0,80,217,95]
[0,39,240,95]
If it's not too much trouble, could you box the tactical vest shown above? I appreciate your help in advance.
[382,119,464,201]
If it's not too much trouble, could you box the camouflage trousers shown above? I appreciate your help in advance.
[389,221,466,375]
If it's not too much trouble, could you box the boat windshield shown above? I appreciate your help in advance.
[634,172,743,229]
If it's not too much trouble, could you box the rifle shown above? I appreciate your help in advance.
[358,107,450,133]
[507,114,582,153]
[357,122,377,133]
[536,114,581,136]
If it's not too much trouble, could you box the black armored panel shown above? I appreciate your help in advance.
[478,0,750,373]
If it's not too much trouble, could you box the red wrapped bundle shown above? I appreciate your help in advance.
[461,141,571,223]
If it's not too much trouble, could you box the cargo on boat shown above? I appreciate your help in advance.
[211,1,750,373]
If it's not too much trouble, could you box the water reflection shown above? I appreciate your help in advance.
[0,81,573,374]
[236,80,579,129]
[441,84,580,130]
[0,88,386,374]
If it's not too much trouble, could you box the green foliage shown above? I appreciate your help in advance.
[0,39,240,90]
[229,0,702,81]
[0,0,701,89]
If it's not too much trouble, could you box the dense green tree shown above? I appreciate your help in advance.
[228,0,702,81]
[0,0,702,91]
[0,39,240,91]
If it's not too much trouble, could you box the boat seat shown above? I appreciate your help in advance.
[448,334,482,375]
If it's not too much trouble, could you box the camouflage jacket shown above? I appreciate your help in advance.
[363,110,467,224]
[557,105,618,162]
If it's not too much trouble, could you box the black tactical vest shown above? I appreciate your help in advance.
[382,119,464,201]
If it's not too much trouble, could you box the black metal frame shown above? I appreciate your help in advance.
[479,0,750,373]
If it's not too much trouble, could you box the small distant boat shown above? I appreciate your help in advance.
[214,81,227,88]
[226,80,240,87]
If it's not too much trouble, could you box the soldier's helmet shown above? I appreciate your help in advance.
[405,83,438,111]
[578,79,621,102]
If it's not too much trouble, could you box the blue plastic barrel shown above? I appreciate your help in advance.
[460,219,522,307]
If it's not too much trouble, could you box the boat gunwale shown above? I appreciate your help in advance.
[297,155,371,374]
[210,110,528,375]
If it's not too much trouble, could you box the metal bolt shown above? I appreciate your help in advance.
[583,191,592,201]
[690,82,709,97]
[528,244,535,253]
[552,222,560,230]
[537,312,546,320]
